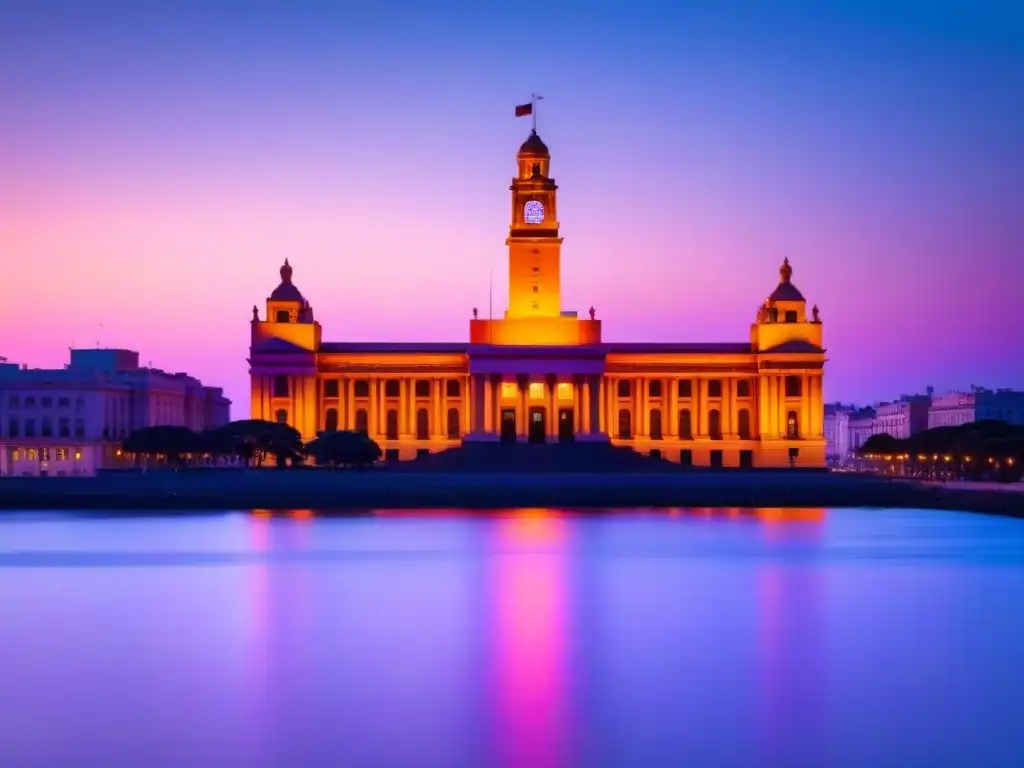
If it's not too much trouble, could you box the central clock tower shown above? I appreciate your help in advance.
[507,130,562,318]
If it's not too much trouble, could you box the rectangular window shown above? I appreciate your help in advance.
[385,380,401,398]
[710,449,724,468]
[501,382,518,399]
[25,419,36,437]
[415,380,431,398]
[739,450,754,468]
[353,380,370,398]
[41,397,53,408]
[273,376,289,398]
[324,379,340,398]
[40,447,50,462]
[678,380,692,398]
[12,449,20,461]
[529,382,545,400]
[56,448,69,461]
[445,380,461,398]
[680,449,693,467]
[42,418,53,437]
[59,397,70,408]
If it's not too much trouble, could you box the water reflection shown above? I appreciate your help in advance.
[3,507,1023,767]
[491,513,572,768]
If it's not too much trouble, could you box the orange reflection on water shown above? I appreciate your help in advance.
[493,513,570,768]
[755,507,826,523]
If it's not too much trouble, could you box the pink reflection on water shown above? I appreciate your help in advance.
[245,512,272,745]
[491,510,572,768]
[756,509,826,764]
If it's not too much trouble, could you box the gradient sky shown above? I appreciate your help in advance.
[2,0,1022,412]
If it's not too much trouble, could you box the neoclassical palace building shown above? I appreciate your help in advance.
[249,130,826,467]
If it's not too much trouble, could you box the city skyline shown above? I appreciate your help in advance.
[3,1,1022,411]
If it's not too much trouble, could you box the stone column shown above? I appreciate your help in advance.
[801,375,811,439]
[813,375,824,437]
[546,374,558,438]
[398,378,408,436]
[604,378,614,435]
[344,379,354,431]
[668,378,678,437]
[367,377,379,438]
[483,377,493,433]
[697,379,709,437]
[472,375,485,433]
[774,376,782,436]
[572,375,583,436]
[758,375,769,438]
[517,375,529,437]
[635,377,646,437]
[588,374,601,435]
[432,378,443,438]
[492,375,503,436]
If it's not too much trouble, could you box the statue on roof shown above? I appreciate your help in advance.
[252,305,259,322]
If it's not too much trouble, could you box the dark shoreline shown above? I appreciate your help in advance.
[0,471,1022,517]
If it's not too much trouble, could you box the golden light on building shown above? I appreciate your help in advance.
[247,127,827,468]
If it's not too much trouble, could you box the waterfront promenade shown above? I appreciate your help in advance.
[1,469,1022,516]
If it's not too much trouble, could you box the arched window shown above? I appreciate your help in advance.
[737,380,751,398]
[678,409,693,439]
[785,376,802,398]
[385,409,399,439]
[650,408,663,440]
[787,411,800,439]
[275,310,290,323]
[649,380,663,398]
[447,408,460,439]
[324,408,339,432]
[273,375,288,398]
[709,409,722,440]
[355,408,368,435]
[617,380,631,398]
[738,409,751,440]
[274,409,288,424]
[617,408,632,439]
[416,408,430,440]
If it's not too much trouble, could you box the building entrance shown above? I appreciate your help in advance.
[528,407,546,444]
[558,408,575,443]
[500,408,517,443]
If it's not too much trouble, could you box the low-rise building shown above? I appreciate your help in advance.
[848,407,876,455]
[0,349,231,477]
[873,395,931,440]
[824,403,855,465]
[929,387,1024,428]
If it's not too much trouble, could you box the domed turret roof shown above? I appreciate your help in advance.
[270,258,306,301]
[518,130,550,157]
[768,258,805,302]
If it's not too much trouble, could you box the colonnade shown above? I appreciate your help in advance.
[469,373,603,439]
[259,371,824,444]
[601,374,824,441]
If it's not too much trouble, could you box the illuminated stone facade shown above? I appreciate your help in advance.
[249,131,827,467]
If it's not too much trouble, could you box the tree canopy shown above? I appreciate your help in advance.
[304,430,382,468]
[857,420,1023,481]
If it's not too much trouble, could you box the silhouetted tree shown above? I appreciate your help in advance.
[212,419,304,467]
[122,426,202,465]
[305,430,382,468]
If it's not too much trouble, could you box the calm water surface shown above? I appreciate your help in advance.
[2,507,1023,768]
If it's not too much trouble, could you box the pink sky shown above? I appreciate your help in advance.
[2,2,1022,412]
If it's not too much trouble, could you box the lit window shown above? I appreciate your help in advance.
[28,449,37,460]
[56,448,68,461]
[557,382,573,400]
[529,382,544,399]
[74,450,82,461]
[11,449,20,461]
[501,382,518,399]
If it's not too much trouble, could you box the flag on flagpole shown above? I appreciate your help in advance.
[514,102,533,117]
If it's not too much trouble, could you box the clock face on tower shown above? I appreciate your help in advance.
[523,200,545,224]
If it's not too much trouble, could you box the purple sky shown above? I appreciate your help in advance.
[2,1,1022,412]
